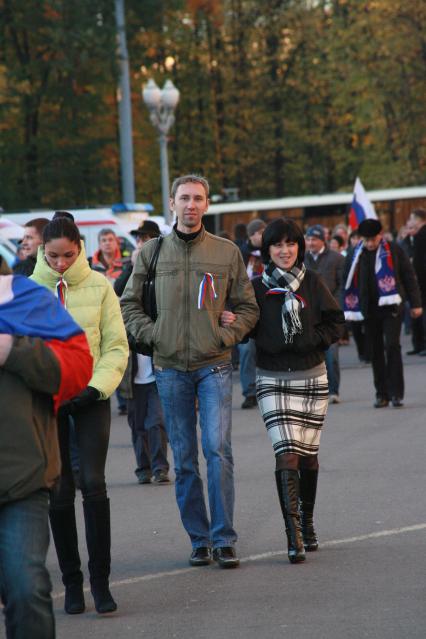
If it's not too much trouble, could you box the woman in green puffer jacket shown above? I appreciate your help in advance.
[31,217,128,616]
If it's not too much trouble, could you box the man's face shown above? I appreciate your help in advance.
[99,233,117,256]
[171,182,209,234]
[363,233,382,251]
[306,235,324,254]
[250,229,264,248]
[408,215,425,234]
[406,219,417,236]
[22,226,42,258]
[335,227,348,245]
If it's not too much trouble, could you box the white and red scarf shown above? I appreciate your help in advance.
[343,240,402,320]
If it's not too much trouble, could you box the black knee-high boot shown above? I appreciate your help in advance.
[300,468,319,551]
[49,506,85,614]
[83,498,117,614]
[275,470,306,564]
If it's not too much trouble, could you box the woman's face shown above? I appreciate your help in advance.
[44,237,80,274]
[269,238,299,271]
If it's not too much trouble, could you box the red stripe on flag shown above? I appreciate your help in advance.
[46,333,93,412]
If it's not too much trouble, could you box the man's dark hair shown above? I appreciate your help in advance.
[261,218,305,265]
[331,234,344,248]
[411,208,426,222]
[24,218,49,237]
[43,217,81,246]
[53,210,75,222]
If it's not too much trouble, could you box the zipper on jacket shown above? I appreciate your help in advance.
[184,243,190,370]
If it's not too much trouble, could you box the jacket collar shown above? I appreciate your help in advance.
[32,241,92,288]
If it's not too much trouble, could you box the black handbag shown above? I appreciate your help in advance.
[142,235,163,321]
[130,236,163,356]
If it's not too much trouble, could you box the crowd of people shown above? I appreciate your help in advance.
[1,174,425,638]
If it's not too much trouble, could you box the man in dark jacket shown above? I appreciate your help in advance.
[0,274,92,639]
[409,209,426,355]
[238,218,266,408]
[305,224,345,403]
[343,219,422,408]
[13,217,49,276]
[399,215,424,354]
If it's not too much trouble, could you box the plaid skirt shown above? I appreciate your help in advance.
[256,373,329,457]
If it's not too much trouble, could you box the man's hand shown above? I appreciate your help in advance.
[410,307,423,319]
[0,334,13,365]
[220,311,237,327]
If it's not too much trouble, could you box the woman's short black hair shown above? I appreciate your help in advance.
[43,217,81,246]
[261,217,305,265]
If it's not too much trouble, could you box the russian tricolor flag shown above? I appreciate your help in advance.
[348,177,377,230]
[0,275,92,410]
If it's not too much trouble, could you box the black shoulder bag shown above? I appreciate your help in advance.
[131,236,163,356]
[142,235,163,321]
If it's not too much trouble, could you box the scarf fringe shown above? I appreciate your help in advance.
[344,310,364,321]
[378,293,402,307]
[282,308,303,343]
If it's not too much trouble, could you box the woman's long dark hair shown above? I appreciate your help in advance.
[261,218,305,266]
[43,217,81,246]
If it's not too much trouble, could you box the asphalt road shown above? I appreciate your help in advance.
[36,336,426,639]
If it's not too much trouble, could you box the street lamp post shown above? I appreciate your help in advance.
[142,79,180,225]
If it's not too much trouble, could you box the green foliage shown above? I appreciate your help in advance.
[1,0,425,210]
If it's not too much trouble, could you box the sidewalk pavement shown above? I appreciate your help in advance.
[46,333,426,639]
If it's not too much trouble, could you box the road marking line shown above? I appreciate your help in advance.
[51,522,426,600]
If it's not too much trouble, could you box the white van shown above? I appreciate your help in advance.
[0,217,24,267]
[5,209,137,258]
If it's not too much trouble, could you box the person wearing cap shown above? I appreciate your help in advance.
[343,218,422,408]
[116,220,170,486]
[114,220,161,297]
[304,224,345,404]
[238,218,266,408]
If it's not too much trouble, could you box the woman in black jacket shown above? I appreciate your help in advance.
[223,218,344,563]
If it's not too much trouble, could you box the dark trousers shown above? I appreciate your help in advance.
[365,308,404,400]
[127,382,169,478]
[351,320,369,362]
[411,314,424,352]
[51,400,111,506]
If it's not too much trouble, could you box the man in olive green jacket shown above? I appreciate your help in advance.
[121,175,259,568]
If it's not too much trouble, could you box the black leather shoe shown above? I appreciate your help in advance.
[189,547,212,566]
[241,395,257,409]
[374,398,389,408]
[391,397,404,408]
[406,349,420,355]
[212,547,240,568]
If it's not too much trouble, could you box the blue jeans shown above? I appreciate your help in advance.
[155,363,237,549]
[0,490,55,639]
[238,339,256,398]
[325,343,340,396]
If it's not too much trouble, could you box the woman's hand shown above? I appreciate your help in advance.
[220,310,237,327]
